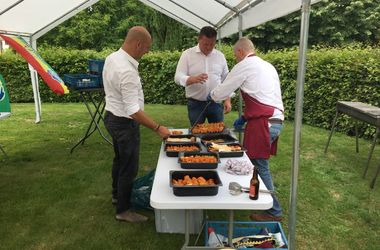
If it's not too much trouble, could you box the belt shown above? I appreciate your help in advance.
[268,118,283,124]
[187,98,206,102]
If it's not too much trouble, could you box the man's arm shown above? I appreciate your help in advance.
[174,50,207,86]
[130,110,171,139]
[211,63,246,102]
[223,97,232,114]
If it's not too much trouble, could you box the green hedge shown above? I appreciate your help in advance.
[0,45,379,137]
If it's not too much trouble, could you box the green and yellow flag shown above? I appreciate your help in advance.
[0,74,11,119]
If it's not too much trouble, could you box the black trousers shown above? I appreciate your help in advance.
[104,111,140,214]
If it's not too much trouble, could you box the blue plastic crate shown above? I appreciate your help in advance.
[88,59,105,75]
[205,221,288,249]
[63,74,101,90]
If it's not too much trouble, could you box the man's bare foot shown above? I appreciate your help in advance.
[115,210,148,223]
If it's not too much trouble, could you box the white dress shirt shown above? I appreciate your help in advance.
[103,48,144,118]
[211,54,284,120]
[174,45,229,101]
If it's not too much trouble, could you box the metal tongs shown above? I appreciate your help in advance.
[228,182,275,195]
[189,101,212,132]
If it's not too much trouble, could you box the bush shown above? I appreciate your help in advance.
[1,45,379,137]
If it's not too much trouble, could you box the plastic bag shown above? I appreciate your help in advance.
[131,169,155,210]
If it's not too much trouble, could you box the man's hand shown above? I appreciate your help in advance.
[187,73,208,85]
[223,98,232,114]
[156,125,171,139]
[233,116,246,131]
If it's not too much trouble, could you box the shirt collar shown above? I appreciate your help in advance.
[195,44,215,56]
[245,52,256,59]
[119,48,139,69]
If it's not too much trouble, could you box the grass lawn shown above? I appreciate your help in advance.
[1,103,379,250]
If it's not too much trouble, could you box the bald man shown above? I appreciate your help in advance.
[210,37,284,222]
[103,26,171,222]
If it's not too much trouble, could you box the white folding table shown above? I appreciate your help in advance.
[150,129,273,249]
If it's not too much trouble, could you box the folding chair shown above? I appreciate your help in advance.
[0,74,11,157]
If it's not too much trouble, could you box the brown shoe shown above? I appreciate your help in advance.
[250,213,282,222]
[115,210,148,223]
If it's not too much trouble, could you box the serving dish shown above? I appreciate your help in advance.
[170,170,222,196]
[207,142,245,157]
[178,151,220,169]
[164,142,202,157]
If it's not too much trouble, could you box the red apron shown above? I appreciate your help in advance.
[242,91,279,159]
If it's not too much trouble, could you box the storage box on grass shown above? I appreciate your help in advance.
[88,59,105,75]
[63,74,101,90]
[205,221,288,249]
[155,209,203,234]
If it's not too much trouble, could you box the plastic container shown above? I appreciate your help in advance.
[164,142,202,157]
[63,74,101,90]
[205,221,288,249]
[170,170,222,196]
[165,134,197,144]
[207,142,245,158]
[88,59,105,75]
[178,151,220,169]
[200,133,238,145]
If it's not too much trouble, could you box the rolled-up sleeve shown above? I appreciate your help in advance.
[119,69,141,116]
[174,51,189,87]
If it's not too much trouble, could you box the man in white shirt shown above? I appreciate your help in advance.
[174,26,231,126]
[210,37,284,222]
[103,26,171,223]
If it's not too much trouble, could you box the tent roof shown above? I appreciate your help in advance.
[0,0,100,40]
[0,0,321,41]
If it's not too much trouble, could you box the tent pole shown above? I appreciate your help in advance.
[289,0,311,249]
[238,14,243,143]
[29,38,41,124]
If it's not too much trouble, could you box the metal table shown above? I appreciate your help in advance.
[325,101,380,188]
[150,129,273,249]
[70,87,112,153]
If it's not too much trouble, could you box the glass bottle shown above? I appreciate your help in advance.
[249,167,260,200]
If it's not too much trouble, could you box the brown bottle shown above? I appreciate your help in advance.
[249,167,260,200]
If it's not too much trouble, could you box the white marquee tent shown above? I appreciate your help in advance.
[0,0,322,249]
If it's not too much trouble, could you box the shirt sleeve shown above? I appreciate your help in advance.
[221,56,229,82]
[119,68,141,116]
[211,61,246,101]
[174,51,190,87]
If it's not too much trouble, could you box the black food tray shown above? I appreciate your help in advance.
[178,151,220,169]
[165,134,197,144]
[190,127,228,135]
[200,133,238,145]
[170,170,222,196]
[207,142,245,158]
[164,142,202,157]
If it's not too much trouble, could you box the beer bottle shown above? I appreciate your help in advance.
[249,167,260,200]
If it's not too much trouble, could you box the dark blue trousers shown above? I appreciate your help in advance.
[104,111,140,214]
[187,98,224,126]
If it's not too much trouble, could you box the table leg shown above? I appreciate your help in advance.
[325,110,339,153]
[70,90,112,153]
[363,128,379,178]
[87,93,112,145]
[370,159,380,189]
[181,209,190,250]
[228,210,234,247]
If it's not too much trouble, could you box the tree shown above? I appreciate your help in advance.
[240,0,380,51]
[40,0,380,51]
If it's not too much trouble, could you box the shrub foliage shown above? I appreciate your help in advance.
[0,45,379,137]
